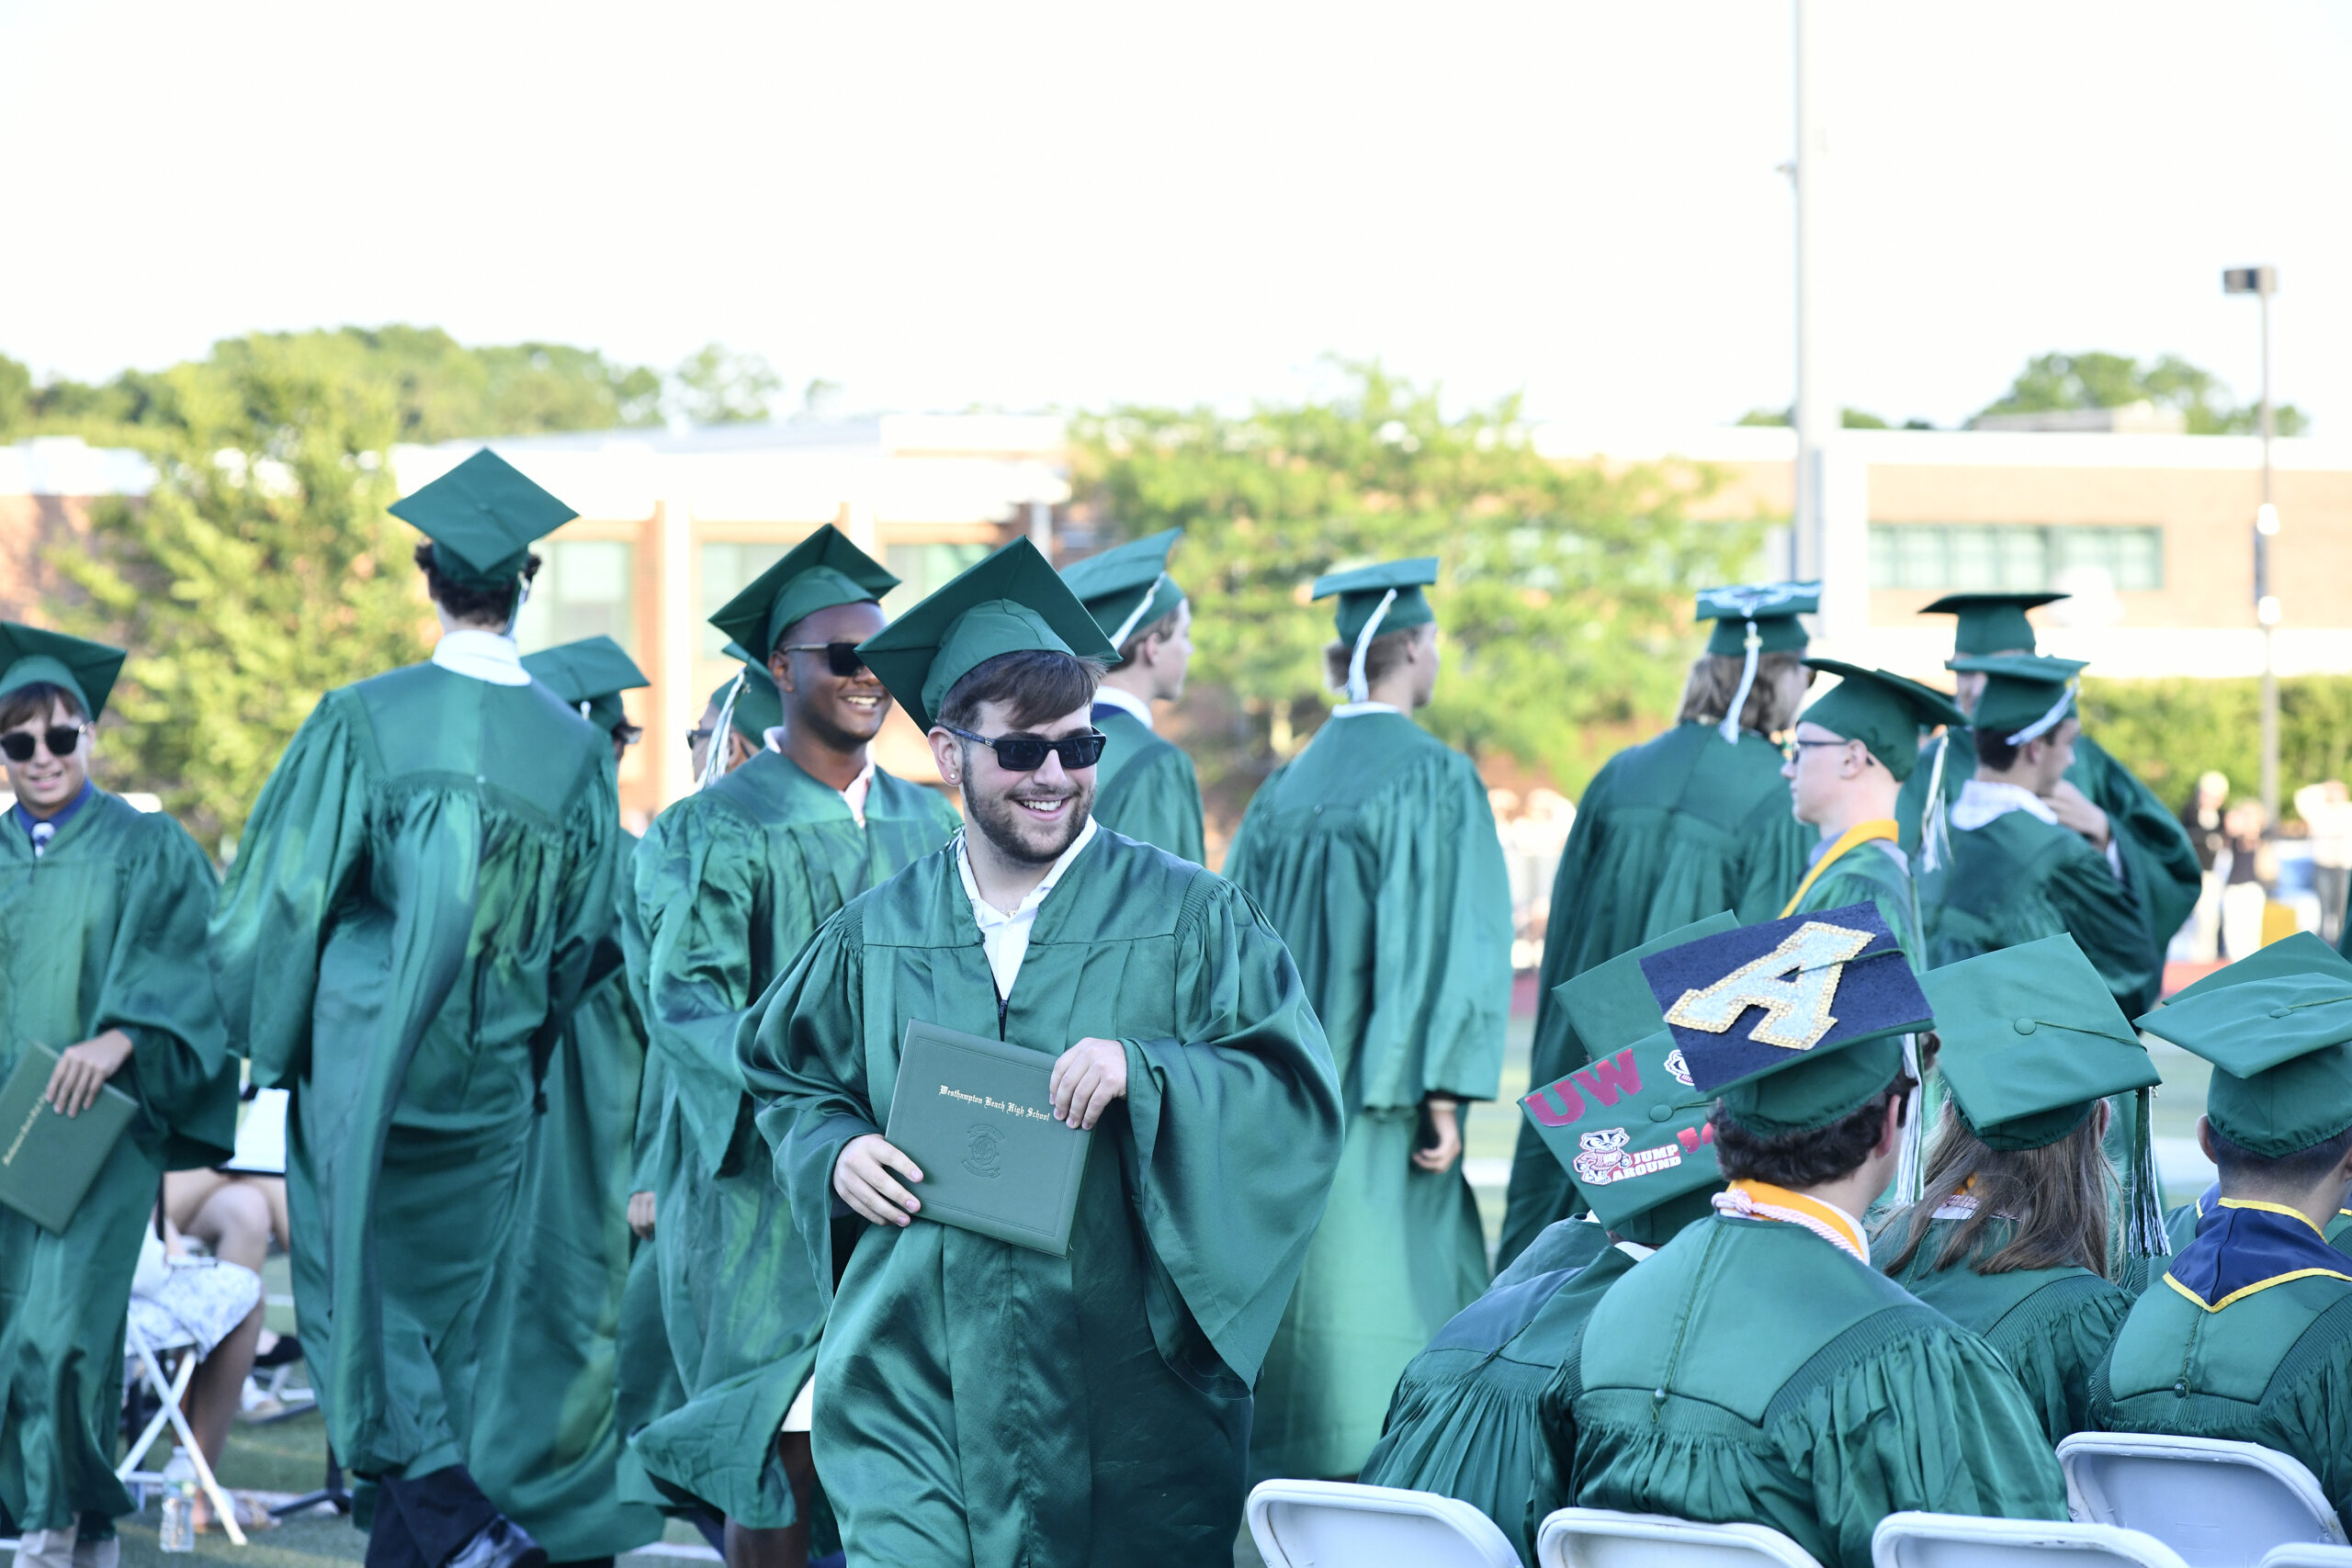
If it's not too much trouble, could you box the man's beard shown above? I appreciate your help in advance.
[967,778,1094,867]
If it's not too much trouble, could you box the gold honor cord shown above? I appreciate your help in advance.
[1778,818,1899,919]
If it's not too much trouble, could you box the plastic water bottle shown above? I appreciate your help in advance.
[159,1450,197,1552]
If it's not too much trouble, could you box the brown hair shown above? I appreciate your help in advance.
[1974,727,2023,772]
[1322,626,1419,694]
[413,541,542,626]
[1713,1070,1913,1190]
[938,649,1105,733]
[2210,1121,2352,1194]
[1882,1100,2113,1278]
[1677,650,1807,733]
[0,681,86,733]
[1116,606,1182,668]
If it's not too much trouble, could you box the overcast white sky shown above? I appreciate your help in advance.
[5,1,2348,436]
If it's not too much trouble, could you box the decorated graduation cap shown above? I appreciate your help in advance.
[707,525,899,660]
[1640,901,1931,1137]
[1950,653,2086,747]
[1925,933,2168,1254]
[1920,592,2066,660]
[1060,529,1186,662]
[389,448,578,592]
[2136,933,2352,1161]
[1312,557,1439,704]
[1796,660,1965,783]
[1694,581,1820,744]
[522,636,647,736]
[1526,1028,1725,1245]
[0,622,126,724]
[856,537,1117,733]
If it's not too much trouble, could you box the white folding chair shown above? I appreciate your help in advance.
[1535,1506,1825,1566]
[119,1314,248,1546]
[2057,1433,2345,1567]
[1871,1511,2192,1566]
[2259,1551,2352,1568]
[1247,1479,1523,1568]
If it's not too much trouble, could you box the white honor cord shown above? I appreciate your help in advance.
[1718,621,1761,744]
[702,670,747,787]
[1106,573,1169,652]
[1344,589,1398,705]
[2005,679,2080,747]
[1920,729,1951,874]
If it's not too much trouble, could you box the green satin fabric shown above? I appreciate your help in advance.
[739,832,1343,1567]
[1499,724,1810,1267]
[629,754,957,1525]
[1555,1216,2067,1568]
[1873,1215,2131,1442]
[1790,839,1923,966]
[1899,731,2202,965]
[1919,809,2164,1017]
[0,795,234,1536]
[1087,708,1204,864]
[469,835,663,1559]
[1223,711,1510,1481]
[1360,1233,1634,1564]
[210,665,619,1480]
[2102,1268,2352,1529]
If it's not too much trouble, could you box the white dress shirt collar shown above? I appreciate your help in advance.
[955,816,1099,1002]
[1091,685,1156,730]
[431,628,531,687]
[1329,701,1402,718]
[1951,778,2059,830]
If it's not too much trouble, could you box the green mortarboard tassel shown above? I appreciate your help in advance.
[856,538,1116,733]
[521,635,650,738]
[1309,558,1439,704]
[706,525,899,660]
[0,622,127,724]
[1059,529,1187,661]
[389,448,579,592]
[1796,659,1965,784]
[1693,581,1819,743]
[1951,653,2086,746]
[1920,592,2067,660]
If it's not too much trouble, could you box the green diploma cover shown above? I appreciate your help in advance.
[884,1021,1093,1256]
[0,1042,138,1234]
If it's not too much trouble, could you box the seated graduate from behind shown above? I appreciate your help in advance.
[1361,921,1727,1565]
[1550,906,2066,1568]
[1057,528,1204,863]
[736,540,1344,1568]
[2101,933,2352,1529]
[1777,660,1963,962]
[0,626,237,1568]
[469,637,664,1566]
[1874,934,2163,1443]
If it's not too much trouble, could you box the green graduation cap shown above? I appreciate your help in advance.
[0,622,126,724]
[1797,660,1966,783]
[1697,581,1819,658]
[855,538,1117,733]
[389,448,579,591]
[1921,592,2066,660]
[2137,934,2352,1160]
[1528,1028,1725,1244]
[707,525,899,661]
[522,636,648,736]
[1951,653,2085,746]
[1312,558,1439,703]
[1059,529,1186,661]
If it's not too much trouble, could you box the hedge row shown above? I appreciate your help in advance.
[2080,676,2352,811]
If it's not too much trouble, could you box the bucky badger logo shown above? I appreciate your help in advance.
[1569,1124,1684,1186]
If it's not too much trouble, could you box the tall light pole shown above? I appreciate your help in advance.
[2224,265,2279,821]
[1790,0,1828,581]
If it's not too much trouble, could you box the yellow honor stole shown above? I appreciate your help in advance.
[1779,818,1899,919]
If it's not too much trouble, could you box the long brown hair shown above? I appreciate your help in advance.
[1676,651,1807,733]
[1883,1099,2113,1278]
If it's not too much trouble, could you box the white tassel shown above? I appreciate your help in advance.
[1718,621,1761,743]
[701,671,746,788]
[1893,1032,1927,1208]
[1920,730,1952,874]
[1344,590,1399,705]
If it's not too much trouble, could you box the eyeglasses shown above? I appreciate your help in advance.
[684,726,716,750]
[1,725,87,763]
[1779,738,1850,761]
[941,726,1107,773]
[776,642,868,678]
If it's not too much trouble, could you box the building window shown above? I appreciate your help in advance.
[1867,525,2163,593]
[883,543,993,615]
[514,539,637,658]
[701,542,789,656]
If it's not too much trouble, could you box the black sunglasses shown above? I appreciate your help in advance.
[1,725,86,763]
[942,726,1106,773]
[777,642,868,678]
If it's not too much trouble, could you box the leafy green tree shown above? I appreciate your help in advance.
[1070,365,1758,814]
[673,342,782,424]
[1735,405,1909,430]
[1976,350,2309,435]
[49,334,428,853]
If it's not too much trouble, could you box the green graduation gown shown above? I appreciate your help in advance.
[738,829,1343,1568]
[1500,723,1810,1265]
[1549,1214,2068,1568]
[1222,708,1512,1481]
[1359,1222,1629,1564]
[469,831,664,1560]
[631,751,958,1525]
[1088,703,1204,863]
[0,793,236,1538]
[1874,1213,2132,1443]
[1899,731,2200,964]
[209,665,619,1482]
[1788,837,1922,964]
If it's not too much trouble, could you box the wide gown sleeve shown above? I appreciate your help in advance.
[641,804,767,1176]
[2267,1349,2352,1530]
[208,695,373,1086]
[1996,1284,2132,1443]
[2076,738,2201,961]
[2047,842,2164,1014]
[107,813,237,1165]
[533,761,620,1076]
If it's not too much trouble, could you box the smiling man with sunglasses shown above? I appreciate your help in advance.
[628,525,958,1568]
[0,623,236,1568]
[737,538,1342,1568]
